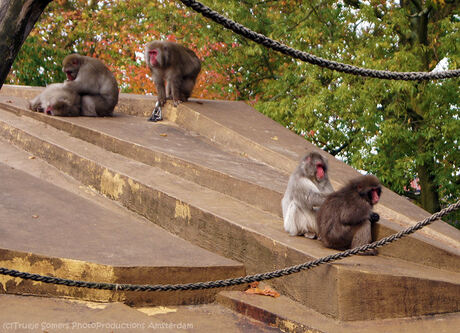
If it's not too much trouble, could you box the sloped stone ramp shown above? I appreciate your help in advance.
[0,85,459,332]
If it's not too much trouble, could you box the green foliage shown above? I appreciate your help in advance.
[6,0,459,225]
[9,35,67,85]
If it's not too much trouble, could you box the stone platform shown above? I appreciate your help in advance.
[0,139,244,306]
[0,85,459,332]
[0,294,279,333]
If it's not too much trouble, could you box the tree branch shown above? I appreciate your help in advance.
[409,0,422,12]
[0,0,52,88]
[344,0,361,9]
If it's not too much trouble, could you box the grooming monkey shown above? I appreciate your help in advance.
[282,152,334,238]
[145,41,201,121]
[62,53,119,116]
[29,83,81,117]
[317,175,381,255]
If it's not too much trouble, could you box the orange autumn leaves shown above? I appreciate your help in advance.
[245,282,280,298]
[14,0,241,101]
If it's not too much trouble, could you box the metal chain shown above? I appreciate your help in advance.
[1,200,458,292]
[179,0,460,81]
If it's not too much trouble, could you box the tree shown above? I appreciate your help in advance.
[213,0,459,220]
[0,0,52,88]
[4,0,459,223]
[6,0,240,100]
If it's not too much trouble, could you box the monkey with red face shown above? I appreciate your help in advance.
[145,41,201,121]
[282,152,334,238]
[29,83,81,117]
[317,175,382,255]
[62,53,119,117]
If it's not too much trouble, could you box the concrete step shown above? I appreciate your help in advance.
[0,294,281,333]
[0,139,245,306]
[0,95,458,274]
[2,85,457,233]
[0,100,458,321]
[217,290,460,333]
[0,95,286,217]
[118,91,460,254]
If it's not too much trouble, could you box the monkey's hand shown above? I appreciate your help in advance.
[156,97,166,107]
[369,212,380,223]
[173,99,183,107]
[28,101,37,112]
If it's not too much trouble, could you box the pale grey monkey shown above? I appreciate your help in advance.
[282,152,334,238]
[29,83,81,116]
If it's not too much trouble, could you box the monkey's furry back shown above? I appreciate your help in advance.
[319,176,378,227]
[29,83,80,111]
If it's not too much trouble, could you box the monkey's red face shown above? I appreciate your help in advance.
[370,187,381,205]
[316,163,325,180]
[65,71,75,80]
[45,105,54,116]
[149,49,159,66]
[63,60,79,81]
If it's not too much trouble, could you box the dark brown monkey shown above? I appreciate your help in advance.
[29,83,81,117]
[62,53,119,117]
[317,175,381,255]
[145,41,201,107]
[282,152,334,238]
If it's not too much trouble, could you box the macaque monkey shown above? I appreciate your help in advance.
[62,53,119,117]
[317,175,382,255]
[144,41,201,121]
[28,83,81,117]
[282,152,334,238]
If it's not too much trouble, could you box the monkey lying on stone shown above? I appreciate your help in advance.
[29,54,118,117]
[29,83,81,117]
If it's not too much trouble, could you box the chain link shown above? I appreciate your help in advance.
[1,200,458,291]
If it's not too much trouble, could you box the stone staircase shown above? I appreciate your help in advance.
[0,85,459,332]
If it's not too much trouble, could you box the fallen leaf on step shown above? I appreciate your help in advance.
[271,136,279,141]
[28,156,36,159]
[159,133,167,137]
[32,215,39,219]
[245,282,280,298]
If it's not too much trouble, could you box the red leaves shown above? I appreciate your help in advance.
[244,282,280,298]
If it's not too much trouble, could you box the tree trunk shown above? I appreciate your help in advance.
[417,160,441,213]
[0,0,52,89]
[404,1,441,213]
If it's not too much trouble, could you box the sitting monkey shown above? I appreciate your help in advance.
[62,53,119,117]
[282,152,334,238]
[144,41,201,121]
[317,175,382,255]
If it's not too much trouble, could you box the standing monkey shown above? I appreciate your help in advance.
[282,152,334,238]
[145,41,201,121]
[29,83,81,117]
[62,53,119,117]
[317,175,381,255]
